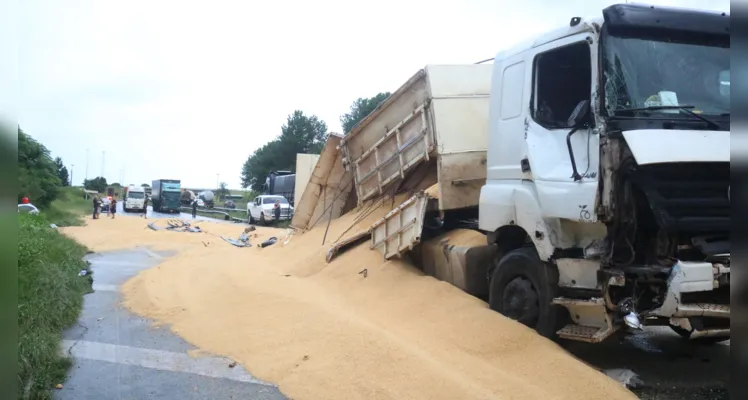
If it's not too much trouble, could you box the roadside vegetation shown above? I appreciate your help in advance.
[17,127,93,399]
[18,213,92,399]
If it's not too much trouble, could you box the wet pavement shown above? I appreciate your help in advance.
[565,329,730,399]
[56,248,286,400]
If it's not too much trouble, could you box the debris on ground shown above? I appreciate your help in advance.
[55,384,63,390]
[147,219,203,233]
[221,226,258,248]
[78,270,88,276]
[259,237,277,248]
[228,361,237,368]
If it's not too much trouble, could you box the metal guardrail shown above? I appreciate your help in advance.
[179,205,293,224]
[179,206,247,223]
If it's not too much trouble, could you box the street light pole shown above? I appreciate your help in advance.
[70,164,74,186]
[85,149,89,180]
[101,151,105,179]
[216,173,219,189]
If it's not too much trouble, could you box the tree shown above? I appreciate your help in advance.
[340,92,391,134]
[141,183,150,188]
[216,182,230,200]
[240,110,328,191]
[83,177,108,193]
[54,157,70,187]
[18,127,61,208]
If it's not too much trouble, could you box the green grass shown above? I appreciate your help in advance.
[18,213,93,399]
[44,187,92,227]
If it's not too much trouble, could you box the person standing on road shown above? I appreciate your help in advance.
[192,198,198,219]
[110,195,118,219]
[142,195,149,219]
[273,199,281,224]
[92,196,101,219]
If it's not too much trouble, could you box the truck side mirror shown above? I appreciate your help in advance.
[567,100,591,128]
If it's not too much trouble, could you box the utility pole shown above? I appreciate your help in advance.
[101,151,105,179]
[70,164,74,186]
[216,173,219,189]
[85,149,89,180]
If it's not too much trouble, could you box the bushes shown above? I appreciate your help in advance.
[18,214,92,399]
[45,187,91,227]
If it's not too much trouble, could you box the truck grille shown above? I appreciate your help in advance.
[630,162,729,233]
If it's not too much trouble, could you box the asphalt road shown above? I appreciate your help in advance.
[57,248,286,400]
[65,208,729,399]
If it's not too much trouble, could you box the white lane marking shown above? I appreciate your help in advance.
[61,340,275,387]
[142,248,164,260]
[91,283,119,292]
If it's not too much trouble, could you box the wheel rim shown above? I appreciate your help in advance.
[501,277,540,327]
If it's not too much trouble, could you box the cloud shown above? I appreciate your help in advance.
[19,0,730,188]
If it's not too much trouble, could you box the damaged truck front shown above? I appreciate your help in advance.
[295,3,730,344]
[478,3,730,343]
[589,4,731,341]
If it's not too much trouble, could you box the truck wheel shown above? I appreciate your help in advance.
[249,214,255,224]
[259,213,266,225]
[488,247,566,339]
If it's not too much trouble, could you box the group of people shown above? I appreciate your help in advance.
[92,194,150,219]
[92,195,117,220]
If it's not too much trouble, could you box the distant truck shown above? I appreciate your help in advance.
[151,179,182,213]
[123,185,147,213]
[181,189,196,206]
[198,191,215,208]
[264,171,296,205]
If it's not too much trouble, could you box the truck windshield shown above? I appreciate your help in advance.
[602,34,730,117]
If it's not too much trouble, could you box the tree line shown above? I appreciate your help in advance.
[18,127,72,208]
[240,92,391,192]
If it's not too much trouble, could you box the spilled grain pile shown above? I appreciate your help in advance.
[63,203,636,400]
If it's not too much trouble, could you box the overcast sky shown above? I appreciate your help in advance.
[18,0,729,189]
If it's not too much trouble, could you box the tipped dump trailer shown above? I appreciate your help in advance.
[339,64,492,212]
[295,3,731,345]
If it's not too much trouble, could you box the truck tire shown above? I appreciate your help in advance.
[249,213,255,224]
[259,213,266,226]
[488,247,566,339]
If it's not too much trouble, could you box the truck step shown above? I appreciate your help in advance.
[552,297,619,343]
[556,324,618,343]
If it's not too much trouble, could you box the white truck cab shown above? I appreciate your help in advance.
[479,4,730,342]
[248,195,293,225]
[123,185,147,212]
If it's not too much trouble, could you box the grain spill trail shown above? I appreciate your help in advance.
[62,210,637,400]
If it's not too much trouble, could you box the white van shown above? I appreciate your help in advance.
[123,185,147,212]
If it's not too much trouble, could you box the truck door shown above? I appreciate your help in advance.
[525,30,599,222]
[250,197,260,219]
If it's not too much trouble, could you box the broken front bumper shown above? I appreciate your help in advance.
[646,259,730,337]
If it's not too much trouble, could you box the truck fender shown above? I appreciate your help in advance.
[479,180,557,261]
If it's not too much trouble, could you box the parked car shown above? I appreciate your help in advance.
[247,195,293,225]
[224,200,236,209]
[18,203,39,215]
[100,197,112,212]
